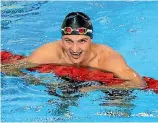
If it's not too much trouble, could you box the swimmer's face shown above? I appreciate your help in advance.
[61,35,92,64]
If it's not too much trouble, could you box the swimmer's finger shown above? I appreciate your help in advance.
[79,86,99,92]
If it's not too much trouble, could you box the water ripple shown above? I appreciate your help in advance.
[1,1,48,30]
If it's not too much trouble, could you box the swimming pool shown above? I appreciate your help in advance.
[1,1,158,122]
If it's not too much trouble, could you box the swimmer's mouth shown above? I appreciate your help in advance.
[70,52,82,58]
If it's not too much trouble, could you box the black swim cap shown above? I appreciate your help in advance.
[61,12,93,39]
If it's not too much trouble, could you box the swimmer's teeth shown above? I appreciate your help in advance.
[71,52,80,55]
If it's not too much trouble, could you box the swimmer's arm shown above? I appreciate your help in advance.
[7,58,38,68]
[1,58,39,76]
[80,54,146,92]
[1,43,49,72]
[1,58,50,86]
[80,71,145,92]
[79,70,146,92]
[26,41,60,64]
[107,54,146,88]
[1,42,57,76]
[112,66,146,88]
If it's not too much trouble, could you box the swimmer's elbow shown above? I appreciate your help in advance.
[138,80,147,89]
[130,79,147,89]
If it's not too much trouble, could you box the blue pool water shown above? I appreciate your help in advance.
[1,1,158,122]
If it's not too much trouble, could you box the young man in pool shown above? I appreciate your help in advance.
[1,12,146,91]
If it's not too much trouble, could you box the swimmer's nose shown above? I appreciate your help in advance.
[71,43,79,52]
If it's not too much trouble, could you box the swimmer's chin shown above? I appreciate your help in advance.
[69,56,85,64]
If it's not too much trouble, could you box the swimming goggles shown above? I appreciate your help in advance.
[61,27,92,35]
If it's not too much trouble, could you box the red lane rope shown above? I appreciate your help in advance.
[1,50,158,93]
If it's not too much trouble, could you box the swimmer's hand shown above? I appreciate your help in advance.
[1,59,38,77]
[79,83,145,92]
[1,64,25,76]
[79,86,124,92]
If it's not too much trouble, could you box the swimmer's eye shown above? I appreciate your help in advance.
[79,39,87,44]
[65,39,73,44]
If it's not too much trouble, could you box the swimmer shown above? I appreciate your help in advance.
[1,12,146,91]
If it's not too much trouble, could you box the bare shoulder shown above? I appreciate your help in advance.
[93,43,145,86]
[37,40,61,50]
[27,40,62,63]
[94,43,127,70]
[104,47,127,68]
[92,43,121,61]
[93,43,118,56]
